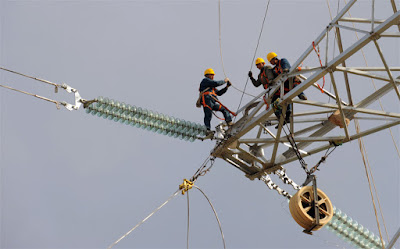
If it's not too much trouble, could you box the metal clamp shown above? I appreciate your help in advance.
[302,175,320,235]
[179,179,194,195]
[60,83,83,111]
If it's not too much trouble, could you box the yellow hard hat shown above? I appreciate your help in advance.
[255,58,265,65]
[204,68,215,76]
[267,52,278,62]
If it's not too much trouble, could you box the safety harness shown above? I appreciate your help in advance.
[199,87,237,117]
[272,60,302,96]
[260,68,271,89]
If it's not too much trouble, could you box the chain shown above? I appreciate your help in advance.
[260,167,304,199]
[261,174,292,199]
[274,169,301,191]
[190,156,216,182]
[282,126,309,173]
[309,142,340,174]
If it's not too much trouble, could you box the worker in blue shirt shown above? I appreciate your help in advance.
[199,68,233,134]
[267,52,307,128]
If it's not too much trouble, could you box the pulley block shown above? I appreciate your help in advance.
[289,186,333,231]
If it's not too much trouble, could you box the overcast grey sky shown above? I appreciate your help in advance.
[1,0,399,249]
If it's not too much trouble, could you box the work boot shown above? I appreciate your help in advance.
[275,121,286,129]
[227,121,234,126]
[275,115,290,129]
[298,93,307,100]
[203,129,215,140]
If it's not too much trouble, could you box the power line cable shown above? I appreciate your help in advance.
[193,185,226,249]
[186,191,190,249]
[0,84,61,109]
[234,0,272,121]
[107,189,181,249]
[217,0,256,98]
[343,1,394,244]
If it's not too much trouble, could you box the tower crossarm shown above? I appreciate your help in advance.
[212,8,400,173]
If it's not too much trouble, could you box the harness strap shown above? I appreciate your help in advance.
[312,41,325,93]
[262,94,270,110]
[200,87,213,110]
[200,89,237,117]
[274,60,283,74]
[209,94,237,116]
[260,68,270,89]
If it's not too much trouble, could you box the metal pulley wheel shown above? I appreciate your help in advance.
[289,186,333,231]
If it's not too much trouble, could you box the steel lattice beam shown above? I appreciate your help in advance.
[211,3,400,177]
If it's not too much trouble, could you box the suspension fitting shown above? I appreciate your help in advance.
[179,179,194,195]
[60,83,83,111]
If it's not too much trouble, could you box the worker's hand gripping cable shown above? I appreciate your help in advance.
[0,66,83,111]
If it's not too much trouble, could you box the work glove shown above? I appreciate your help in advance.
[248,71,253,78]
[224,77,230,83]
[227,81,232,87]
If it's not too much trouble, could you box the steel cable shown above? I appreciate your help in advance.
[193,185,226,249]
[0,84,61,109]
[0,66,60,88]
[107,189,181,249]
[343,1,393,243]
[217,0,256,98]
[234,0,272,121]
[186,191,190,249]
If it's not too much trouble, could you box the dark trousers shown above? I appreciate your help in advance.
[272,79,305,120]
[203,98,232,130]
[272,95,292,121]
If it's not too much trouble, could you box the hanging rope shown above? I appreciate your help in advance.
[193,185,226,249]
[346,10,400,162]
[309,141,341,174]
[107,189,181,249]
[311,41,325,93]
[354,120,386,249]
[231,84,257,97]
[325,0,340,112]
[190,156,216,183]
[186,191,190,249]
[183,185,226,249]
[217,0,255,98]
[218,0,227,78]
[107,154,217,249]
[184,157,225,249]
[343,1,393,244]
[234,0,272,120]
[184,156,223,248]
